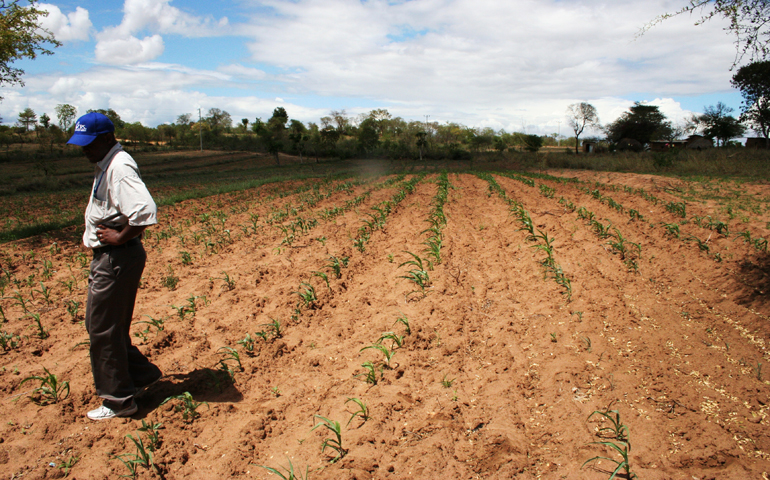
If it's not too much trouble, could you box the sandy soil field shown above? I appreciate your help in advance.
[1,171,769,479]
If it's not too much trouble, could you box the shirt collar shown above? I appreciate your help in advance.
[96,143,124,172]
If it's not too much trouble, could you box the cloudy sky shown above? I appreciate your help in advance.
[0,0,749,137]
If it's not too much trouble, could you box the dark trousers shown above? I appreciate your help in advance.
[86,243,161,406]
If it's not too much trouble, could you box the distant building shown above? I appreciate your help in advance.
[746,137,770,149]
[649,140,686,152]
[685,135,713,150]
[649,135,712,151]
[617,138,643,151]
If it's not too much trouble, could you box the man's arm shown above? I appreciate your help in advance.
[96,224,148,246]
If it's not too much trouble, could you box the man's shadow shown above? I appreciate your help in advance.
[135,367,243,416]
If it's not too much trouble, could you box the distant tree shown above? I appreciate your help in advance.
[38,112,49,128]
[699,102,746,146]
[523,134,543,152]
[566,102,599,154]
[415,131,427,160]
[254,107,289,165]
[731,60,770,143]
[176,113,192,125]
[288,119,308,162]
[0,0,60,101]
[205,108,232,131]
[55,103,76,131]
[493,135,508,153]
[156,123,175,144]
[647,1,770,65]
[357,117,379,154]
[17,107,36,130]
[319,125,340,152]
[329,110,349,134]
[87,108,125,129]
[605,103,672,146]
[268,107,288,130]
[123,121,149,150]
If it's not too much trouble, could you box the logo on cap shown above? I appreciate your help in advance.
[75,123,87,132]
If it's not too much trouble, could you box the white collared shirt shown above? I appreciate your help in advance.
[83,143,157,248]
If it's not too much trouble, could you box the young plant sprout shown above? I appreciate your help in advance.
[345,397,371,426]
[311,414,346,463]
[20,367,69,405]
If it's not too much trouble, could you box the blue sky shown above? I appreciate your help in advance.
[0,0,753,137]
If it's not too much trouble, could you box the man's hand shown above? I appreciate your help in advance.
[96,224,147,245]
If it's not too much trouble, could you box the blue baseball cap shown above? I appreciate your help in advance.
[67,112,115,146]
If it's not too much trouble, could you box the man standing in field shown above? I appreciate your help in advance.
[68,112,162,420]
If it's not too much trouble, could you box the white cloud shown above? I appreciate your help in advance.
[95,35,165,64]
[218,64,267,80]
[4,0,747,135]
[104,0,229,38]
[94,0,229,66]
[238,0,737,126]
[38,4,92,42]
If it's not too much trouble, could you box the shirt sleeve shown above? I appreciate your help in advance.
[112,171,158,227]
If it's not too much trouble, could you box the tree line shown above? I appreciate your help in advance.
[1,61,767,159]
[567,59,770,152]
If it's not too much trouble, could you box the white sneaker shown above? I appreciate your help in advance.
[87,402,138,421]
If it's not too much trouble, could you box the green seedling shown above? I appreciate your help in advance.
[214,271,236,291]
[441,374,455,388]
[311,415,346,463]
[294,282,317,308]
[19,367,69,405]
[258,457,310,480]
[57,455,79,476]
[180,251,193,265]
[360,343,396,368]
[25,312,48,339]
[170,303,191,321]
[217,346,243,372]
[65,299,81,321]
[581,336,592,352]
[137,314,166,334]
[550,333,557,343]
[312,271,331,292]
[260,317,283,339]
[0,331,21,351]
[577,207,595,221]
[666,201,686,218]
[393,314,411,335]
[358,361,381,385]
[160,392,209,423]
[59,277,77,295]
[582,405,636,479]
[687,234,710,253]
[162,266,179,290]
[33,282,53,307]
[271,386,281,397]
[12,291,29,314]
[345,397,370,426]
[115,433,157,477]
[661,222,680,238]
[398,251,431,296]
[377,331,404,348]
[590,220,613,239]
[325,255,349,279]
[186,294,208,315]
[607,228,641,260]
[237,333,256,354]
[137,419,163,451]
